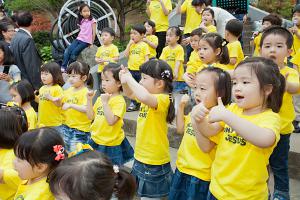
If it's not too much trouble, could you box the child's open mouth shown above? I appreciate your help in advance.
[235,95,244,100]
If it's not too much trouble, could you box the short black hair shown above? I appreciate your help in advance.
[293,4,300,14]
[192,0,206,6]
[14,127,67,170]
[16,11,33,27]
[101,27,115,37]
[225,19,243,37]
[131,24,146,35]
[260,26,293,49]
[0,41,14,65]
[102,63,122,91]
[190,28,203,37]
[10,80,35,105]
[144,19,156,34]
[41,62,64,86]
[262,14,282,26]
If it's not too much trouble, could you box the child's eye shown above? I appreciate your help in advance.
[243,81,250,84]
[200,87,206,90]
[232,81,237,85]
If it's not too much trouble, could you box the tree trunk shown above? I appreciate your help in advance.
[118,6,126,42]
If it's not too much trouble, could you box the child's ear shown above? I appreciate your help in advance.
[215,47,221,56]
[155,79,165,89]
[287,48,293,57]
[34,163,49,174]
[81,75,88,82]
[116,81,122,88]
[264,84,273,97]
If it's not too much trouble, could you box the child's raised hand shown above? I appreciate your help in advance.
[101,93,111,104]
[183,73,196,88]
[191,101,209,122]
[87,90,96,101]
[119,65,131,84]
[208,97,227,123]
[180,94,190,106]
[62,103,71,110]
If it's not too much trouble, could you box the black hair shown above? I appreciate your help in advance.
[0,108,23,149]
[225,19,243,37]
[131,24,146,35]
[190,28,203,37]
[260,26,293,49]
[293,4,300,14]
[191,0,206,6]
[200,33,230,64]
[262,14,282,26]
[235,57,285,113]
[67,61,93,88]
[14,127,67,170]
[198,67,232,105]
[41,62,65,86]
[101,27,116,37]
[10,80,35,105]
[144,19,156,35]
[49,151,136,200]
[16,11,33,27]
[202,7,215,19]
[140,59,175,123]
[102,63,122,91]
[0,21,15,41]
[77,4,93,25]
[0,40,14,65]
[167,26,182,44]
[0,104,28,133]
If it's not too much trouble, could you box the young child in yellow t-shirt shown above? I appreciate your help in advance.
[260,26,300,200]
[95,27,119,92]
[86,63,133,165]
[225,19,244,70]
[169,67,232,200]
[124,24,149,111]
[36,62,64,128]
[13,127,66,200]
[192,57,284,200]
[200,8,217,34]
[58,61,92,152]
[9,80,37,130]
[0,106,27,200]
[119,59,175,198]
[289,5,300,57]
[143,20,158,59]
[160,26,186,93]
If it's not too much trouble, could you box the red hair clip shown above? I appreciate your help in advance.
[53,145,65,161]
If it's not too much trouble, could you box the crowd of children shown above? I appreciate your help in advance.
[1,1,300,200]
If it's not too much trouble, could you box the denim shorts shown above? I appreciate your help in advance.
[88,137,134,165]
[131,159,173,198]
[57,124,90,153]
[169,169,210,200]
[207,190,218,200]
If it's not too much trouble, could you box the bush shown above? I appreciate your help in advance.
[32,31,51,50]
[113,40,128,52]
[40,46,53,63]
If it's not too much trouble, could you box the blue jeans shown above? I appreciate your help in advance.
[62,39,89,69]
[207,191,218,200]
[129,70,141,107]
[269,134,291,200]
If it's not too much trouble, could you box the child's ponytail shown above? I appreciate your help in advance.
[114,168,137,200]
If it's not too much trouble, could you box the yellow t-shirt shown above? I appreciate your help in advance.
[227,40,245,70]
[135,94,170,165]
[146,35,158,58]
[127,42,150,71]
[206,62,230,71]
[279,66,299,134]
[181,0,202,34]
[206,25,217,33]
[62,87,91,132]
[95,44,119,72]
[149,0,172,32]
[292,27,300,56]
[160,45,184,81]
[25,107,37,130]
[90,95,126,146]
[291,49,300,71]
[210,103,281,200]
[38,85,63,127]
[14,178,54,200]
[186,50,204,74]
[0,149,21,200]
[176,114,216,181]
[253,33,262,56]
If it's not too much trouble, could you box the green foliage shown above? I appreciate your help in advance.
[5,0,63,11]
[40,46,53,62]
[113,40,128,52]
[256,0,293,19]
[32,31,51,50]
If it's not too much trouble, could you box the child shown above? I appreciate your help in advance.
[289,4,300,57]
[169,67,232,200]
[160,26,186,93]
[13,127,67,200]
[36,62,64,128]
[0,106,27,200]
[119,60,175,199]
[191,57,285,200]
[124,24,149,111]
[200,8,217,34]
[58,61,92,152]
[9,80,37,130]
[252,13,282,56]
[86,63,134,165]
[225,19,244,70]
[260,26,300,200]
[49,151,136,200]
[0,41,20,103]
[143,20,158,59]
[61,3,97,71]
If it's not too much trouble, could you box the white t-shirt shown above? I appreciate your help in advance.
[210,7,236,37]
[0,64,21,103]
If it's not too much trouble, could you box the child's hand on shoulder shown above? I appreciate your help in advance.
[87,90,96,101]
[208,97,227,123]
[101,93,111,104]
